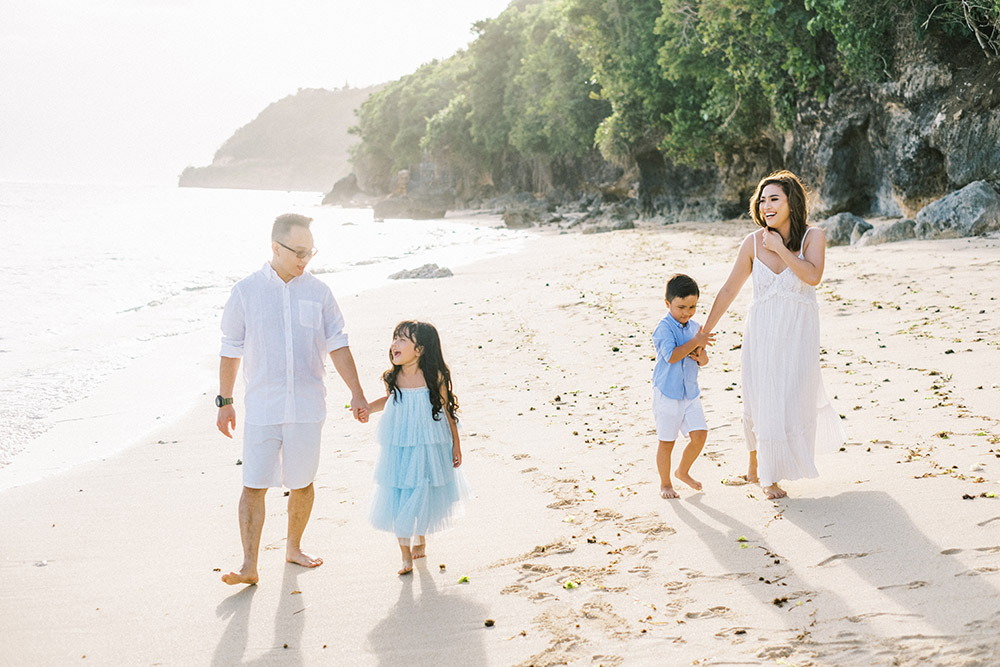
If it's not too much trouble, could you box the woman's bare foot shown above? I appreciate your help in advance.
[674,469,703,491]
[763,484,787,500]
[660,485,680,499]
[411,537,426,561]
[222,565,259,586]
[286,547,323,568]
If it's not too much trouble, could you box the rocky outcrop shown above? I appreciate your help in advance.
[818,213,871,247]
[321,173,361,206]
[914,180,1000,239]
[854,219,916,246]
[388,264,453,279]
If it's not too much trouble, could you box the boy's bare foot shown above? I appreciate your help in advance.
[286,548,323,568]
[411,539,426,560]
[763,484,787,500]
[660,485,680,499]
[398,560,413,575]
[674,469,703,491]
[221,565,259,586]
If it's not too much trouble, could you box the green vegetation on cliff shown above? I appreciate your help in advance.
[350,0,999,199]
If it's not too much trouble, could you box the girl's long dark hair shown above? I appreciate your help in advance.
[382,320,459,422]
[750,170,809,252]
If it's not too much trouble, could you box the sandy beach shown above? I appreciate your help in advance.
[2,220,999,666]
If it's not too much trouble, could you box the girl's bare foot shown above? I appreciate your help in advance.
[286,547,323,568]
[674,469,702,491]
[763,484,787,500]
[222,565,259,586]
[398,560,413,575]
[411,537,426,560]
[660,485,680,499]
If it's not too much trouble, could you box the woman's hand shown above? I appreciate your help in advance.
[761,228,786,254]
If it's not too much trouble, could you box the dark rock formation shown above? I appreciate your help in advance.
[321,173,360,206]
[914,180,1000,239]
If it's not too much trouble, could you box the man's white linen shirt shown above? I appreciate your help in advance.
[220,262,350,425]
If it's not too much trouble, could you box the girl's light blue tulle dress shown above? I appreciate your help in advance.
[370,387,470,538]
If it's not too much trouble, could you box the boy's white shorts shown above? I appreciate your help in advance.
[652,388,707,442]
[242,421,325,490]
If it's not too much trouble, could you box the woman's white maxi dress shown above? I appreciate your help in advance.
[742,228,846,486]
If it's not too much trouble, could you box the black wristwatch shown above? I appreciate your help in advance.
[215,395,234,408]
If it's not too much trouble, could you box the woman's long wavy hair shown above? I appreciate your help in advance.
[750,170,809,252]
[383,320,458,422]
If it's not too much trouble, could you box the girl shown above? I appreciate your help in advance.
[363,320,469,575]
[702,171,845,500]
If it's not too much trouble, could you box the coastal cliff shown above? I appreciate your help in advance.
[179,86,380,193]
[331,0,999,231]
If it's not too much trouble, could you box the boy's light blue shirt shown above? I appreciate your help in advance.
[652,313,700,400]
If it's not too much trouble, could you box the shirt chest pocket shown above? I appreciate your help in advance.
[297,300,323,330]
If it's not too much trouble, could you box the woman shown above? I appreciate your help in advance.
[702,171,845,499]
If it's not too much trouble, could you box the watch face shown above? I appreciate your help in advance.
[215,395,223,407]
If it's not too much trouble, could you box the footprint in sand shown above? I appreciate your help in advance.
[877,580,928,590]
[940,545,1000,555]
[816,552,870,567]
[685,606,730,619]
[955,566,1000,577]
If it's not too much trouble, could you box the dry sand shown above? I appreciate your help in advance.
[2,221,999,666]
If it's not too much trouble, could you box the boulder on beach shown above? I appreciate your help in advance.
[388,263,454,280]
[914,180,1000,240]
[854,219,917,246]
[818,212,870,246]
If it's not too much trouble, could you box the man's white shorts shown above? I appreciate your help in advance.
[242,421,325,490]
[652,388,707,442]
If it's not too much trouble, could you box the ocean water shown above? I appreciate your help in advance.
[0,182,525,488]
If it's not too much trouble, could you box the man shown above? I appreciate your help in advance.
[216,213,368,586]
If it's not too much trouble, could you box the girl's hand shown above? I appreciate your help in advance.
[355,405,369,423]
[452,444,462,468]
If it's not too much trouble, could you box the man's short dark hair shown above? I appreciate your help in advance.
[272,213,313,242]
[665,273,699,301]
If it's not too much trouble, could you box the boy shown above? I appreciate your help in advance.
[651,274,714,498]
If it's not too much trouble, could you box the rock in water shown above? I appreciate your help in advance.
[388,264,454,280]
[915,181,1000,239]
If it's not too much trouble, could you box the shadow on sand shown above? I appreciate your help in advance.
[367,560,489,666]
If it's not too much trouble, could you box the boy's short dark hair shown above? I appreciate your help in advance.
[272,213,313,242]
[665,273,699,301]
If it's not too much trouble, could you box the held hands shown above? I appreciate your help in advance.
[216,405,237,438]
[350,395,370,423]
[692,326,715,349]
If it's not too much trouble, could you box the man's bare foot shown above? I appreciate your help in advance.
[286,548,323,568]
[763,484,787,500]
[398,560,413,575]
[221,566,259,586]
[674,469,703,491]
[411,539,426,560]
[660,485,680,499]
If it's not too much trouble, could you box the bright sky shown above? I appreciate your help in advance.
[0,0,512,186]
